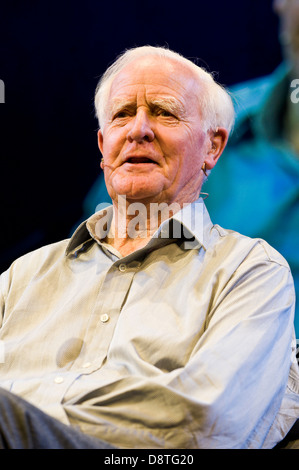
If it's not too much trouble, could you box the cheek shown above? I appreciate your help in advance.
[160,131,191,161]
[163,131,205,162]
[181,136,207,176]
[162,144,202,188]
[101,129,125,158]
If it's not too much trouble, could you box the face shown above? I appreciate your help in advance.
[98,57,223,207]
[274,0,299,75]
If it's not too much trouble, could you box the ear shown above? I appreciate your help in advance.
[97,129,104,169]
[97,129,104,154]
[204,127,229,171]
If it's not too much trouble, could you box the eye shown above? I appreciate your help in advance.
[159,109,173,117]
[112,105,136,121]
[113,110,130,119]
[156,108,177,119]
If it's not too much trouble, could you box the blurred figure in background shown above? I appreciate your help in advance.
[204,0,299,333]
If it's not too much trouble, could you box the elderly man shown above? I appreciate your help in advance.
[0,46,298,449]
[83,1,299,336]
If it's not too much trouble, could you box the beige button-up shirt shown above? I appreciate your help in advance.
[0,199,298,448]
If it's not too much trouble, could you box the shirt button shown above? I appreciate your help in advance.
[119,263,126,272]
[54,376,64,384]
[100,313,110,323]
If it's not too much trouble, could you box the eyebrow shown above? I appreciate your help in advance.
[150,97,186,117]
[108,96,186,118]
[108,99,136,118]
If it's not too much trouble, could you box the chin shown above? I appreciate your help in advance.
[110,176,165,202]
[117,188,162,202]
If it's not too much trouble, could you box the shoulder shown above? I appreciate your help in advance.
[12,239,70,268]
[206,226,295,321]
[0,239,70,296]
[211,224,291,271]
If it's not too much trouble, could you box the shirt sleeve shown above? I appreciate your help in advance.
[64,251,297,449]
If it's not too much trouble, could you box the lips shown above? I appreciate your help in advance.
[123,156,158,164]
[127,157,156,163]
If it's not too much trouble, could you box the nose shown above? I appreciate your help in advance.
[126,109,155,143]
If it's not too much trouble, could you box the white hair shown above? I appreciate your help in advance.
[94,45,235,135]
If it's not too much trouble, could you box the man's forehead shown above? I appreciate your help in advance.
[108,58,201,107]
[115,55,183,78]
[109,93,183,106]
[110,57,198,91]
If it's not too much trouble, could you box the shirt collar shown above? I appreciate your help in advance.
[157,198,212,250]
[65,197,213,256]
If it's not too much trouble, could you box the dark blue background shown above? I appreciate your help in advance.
[0,0,282,272]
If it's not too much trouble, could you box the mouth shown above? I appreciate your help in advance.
[124,156,158,165]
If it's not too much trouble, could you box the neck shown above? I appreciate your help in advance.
[105,195,186,256]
